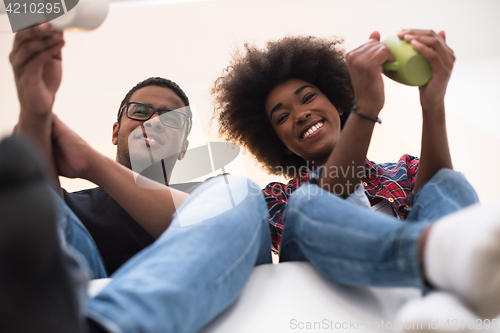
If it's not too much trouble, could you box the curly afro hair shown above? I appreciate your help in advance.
[213,36,354,179]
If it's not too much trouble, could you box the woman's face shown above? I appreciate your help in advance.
[265,78,343,167]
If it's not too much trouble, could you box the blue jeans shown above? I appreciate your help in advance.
[279,168,479,289]
[59,170,476,332]
[85,175,272,333]
[52,191,107,279]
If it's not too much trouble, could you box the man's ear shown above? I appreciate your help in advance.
[112,122,119,146]
[177,140,189,161]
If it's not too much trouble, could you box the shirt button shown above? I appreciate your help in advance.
[388,198,394,203]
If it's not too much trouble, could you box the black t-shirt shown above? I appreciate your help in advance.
[63,182,202,275]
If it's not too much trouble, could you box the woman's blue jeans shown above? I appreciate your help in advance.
[57,169,477,333]
[279,168,479,289]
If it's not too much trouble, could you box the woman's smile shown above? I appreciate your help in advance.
[265,78,342,165]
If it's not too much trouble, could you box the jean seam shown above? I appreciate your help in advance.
[396,222,428,290]
[214,211,269,286]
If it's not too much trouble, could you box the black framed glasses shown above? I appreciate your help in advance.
[119,102,189,129]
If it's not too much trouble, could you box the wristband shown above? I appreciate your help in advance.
[351,104,382,124]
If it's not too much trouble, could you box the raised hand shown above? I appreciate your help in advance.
[10,23,65,192]
[397,29,455,112]
[397,30,455,192]
[345,31,395,117]
[10,23,65,116]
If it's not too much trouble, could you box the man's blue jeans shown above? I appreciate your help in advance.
[53,191,107,280]
[79,176,272,333]
[57,170,477,333]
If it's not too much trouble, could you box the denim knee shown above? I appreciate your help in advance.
[416,169,478,204]
[279,183,326,262]
[409,168,479,221]
[173,174,266,228]
[429,169,473,191]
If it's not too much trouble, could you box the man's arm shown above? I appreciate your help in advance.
[10,23,64,193]
[11,25,188,238]
[52,115,189,239]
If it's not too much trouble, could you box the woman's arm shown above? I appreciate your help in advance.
[319,31,393,197]
[400,30,455,193]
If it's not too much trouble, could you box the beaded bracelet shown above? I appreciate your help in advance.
[351,104,382,124]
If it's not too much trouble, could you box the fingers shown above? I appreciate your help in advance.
[403,33,453,60]
[10,35,64,72]
[398,29,454,59]
[397,29,455,79]
[410,38,450,73]
[345,32,392,113]
[438,30,446,42]
[347,37,394,70]
[10,24,64,76]
[368,31,381,41]
[11,23,51,51]
[21,41,64,76]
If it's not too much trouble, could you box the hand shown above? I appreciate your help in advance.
[10,23,65,116]
[51,114,98,180]
[398,29,455,112]
[345,31,395,116]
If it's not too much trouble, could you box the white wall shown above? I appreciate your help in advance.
[1,0,499,202]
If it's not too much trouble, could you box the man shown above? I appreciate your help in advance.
[4,23,273,332]
[11,22,197,275]
[63,77,196,275]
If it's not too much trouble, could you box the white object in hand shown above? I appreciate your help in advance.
[50,0,109,32]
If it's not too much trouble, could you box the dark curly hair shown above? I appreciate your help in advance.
[213,36,354,179]
[118,77,192,140]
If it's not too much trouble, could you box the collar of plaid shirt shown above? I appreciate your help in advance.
[262,154,419,252]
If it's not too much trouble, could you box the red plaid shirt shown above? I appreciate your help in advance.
[263,154,419,251]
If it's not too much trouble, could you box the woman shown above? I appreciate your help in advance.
[214,30,500,319]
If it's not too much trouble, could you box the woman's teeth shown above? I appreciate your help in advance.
[302,121,324,139]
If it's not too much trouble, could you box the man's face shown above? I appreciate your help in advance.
[112,86,189,171]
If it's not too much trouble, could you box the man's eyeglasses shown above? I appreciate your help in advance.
[119,102,189,129]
